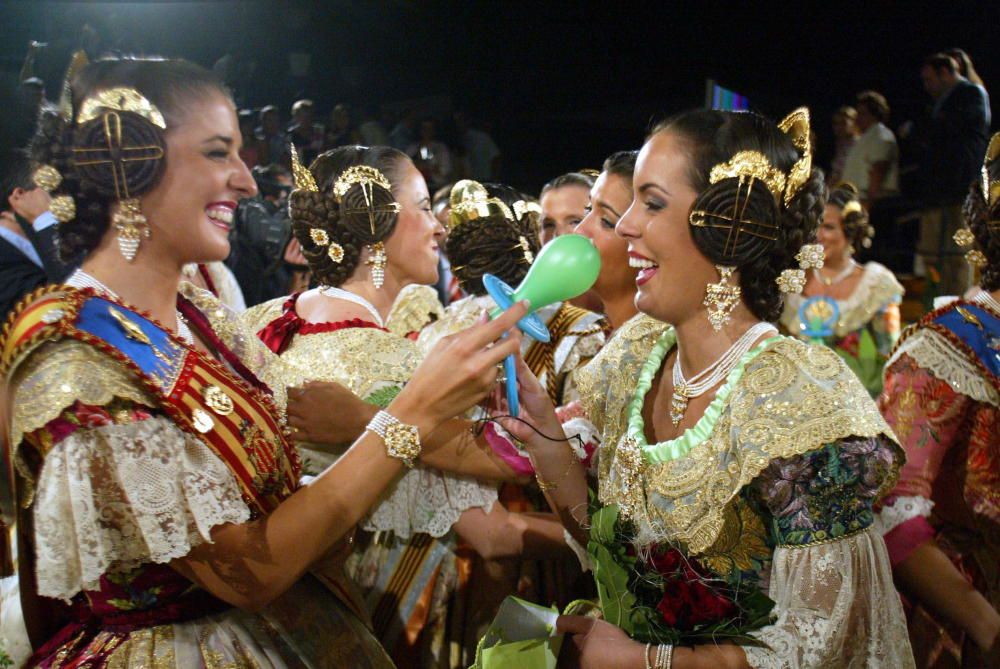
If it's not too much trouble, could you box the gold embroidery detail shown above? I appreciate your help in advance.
[699,499,770,576]
[599,336,897,555]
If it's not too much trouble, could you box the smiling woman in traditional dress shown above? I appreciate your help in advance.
[499,108,914,668]
[2,56,527,668]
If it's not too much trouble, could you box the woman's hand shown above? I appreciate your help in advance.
[286,381,376,444]
[557,616,646,669]
[390,302,528,434]
[493,354,564,448]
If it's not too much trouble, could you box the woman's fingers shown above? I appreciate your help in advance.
[556,614,596,636]
[462,300,529,352]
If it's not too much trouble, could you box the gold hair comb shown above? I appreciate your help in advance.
[778,107,812,207]
[708,150,787,199]
[290,144,318,192]
[333,165,394,202]
[77,87,166,129]
[448,179,514,231]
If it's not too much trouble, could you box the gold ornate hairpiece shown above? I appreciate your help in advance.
[512,199,542,222]
[333,165,394,202]
[778,107,812,207]
[448,179,514,231]
[77,87,166,129]
[58,50,89,122]
[708,150,787,201]
[290,144,318,192]
[982,131,1000,209]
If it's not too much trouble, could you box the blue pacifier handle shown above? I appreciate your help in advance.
[502,349,519,416]
[481,274,551,417]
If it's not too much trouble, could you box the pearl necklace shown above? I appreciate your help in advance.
[66,269,195,345]
[318,285,385,327]
[814,259,858,286]
[670,322,777,426]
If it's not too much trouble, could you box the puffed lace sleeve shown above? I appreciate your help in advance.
[33,414,250,601]
[362,466,498,540]
[741,439,914,669]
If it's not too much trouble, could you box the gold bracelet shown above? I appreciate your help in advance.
[535,456,575,491]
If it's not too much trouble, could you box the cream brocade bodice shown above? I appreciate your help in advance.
[242,295,497,540]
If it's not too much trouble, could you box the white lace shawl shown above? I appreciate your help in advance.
[744,527,915,668]
[34,416,250,602]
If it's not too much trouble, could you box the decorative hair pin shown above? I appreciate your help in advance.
[776,269,807,293]
[795,243,825,270]
[777,107,812,207]
[703,107,812,208]
[841,200,863,217]
[290,144,319,192]
[77,86,167,129]
[448,179,515,231]
[707,150,786,201]
[954,226,986,268]
[290,145,345,263]
[983,132,1000,207]
[333,165,397,203]
[512,199,542,222]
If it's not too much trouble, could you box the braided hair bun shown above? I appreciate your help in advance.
[289,145,410,287]
[73,110,166,199]
[962,155,1000,291]
[656,109,825,321]
[445,181,541,296]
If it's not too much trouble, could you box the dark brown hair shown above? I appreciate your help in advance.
[540,171,595,197]
[602,150,638,183]
[828,183,872,250]
[856,90,890,123]
[653,109,825,322]
[289,145,410,287]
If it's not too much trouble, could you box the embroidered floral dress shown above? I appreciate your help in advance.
[4,283,392,668]
[781,261,903,396]
[243,290,496,666]
[574,313,915,668]
[876,293,999,667]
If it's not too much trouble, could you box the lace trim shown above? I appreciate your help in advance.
[889,328,999,406]
[874,495,934,536]
[743,527,914,669]
[34,417,250,601]
[362,466,497,539]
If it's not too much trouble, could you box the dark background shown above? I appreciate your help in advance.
[1,1,997,191]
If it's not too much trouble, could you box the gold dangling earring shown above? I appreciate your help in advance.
[366,242,387,289]
[704,265,741,331]
[113,198,150,262]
